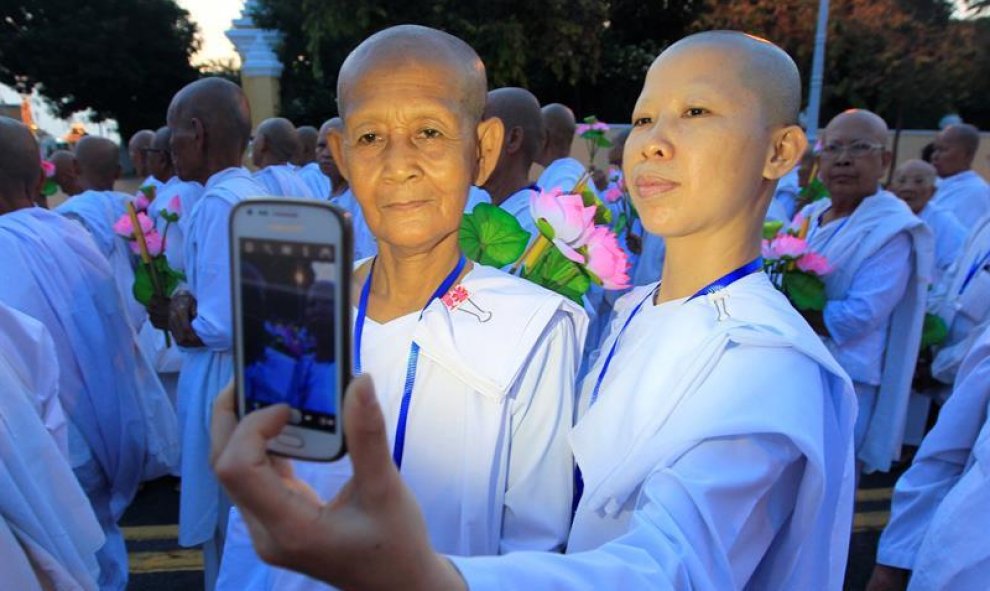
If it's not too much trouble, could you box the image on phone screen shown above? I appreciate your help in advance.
[239,237,338,433]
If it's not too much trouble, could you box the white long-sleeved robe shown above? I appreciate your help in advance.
[297,161,331,200]
[254,163,318,200]
[932,169,990,232]
[218,263,588,590]
[802,190,933,473]
[537,156,586,194]
[877,324,990,590]
[451,272,857,590]
[497,185,540,240]
[0,307,105,591]
[919,201,966,287]
[177,167,271,553]
[0,207,178,590]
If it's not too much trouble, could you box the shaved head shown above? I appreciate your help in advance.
[337,24,487,122]
[540,103,576,163]
[484,87,543,162]
[825,109,889,143]
[296,125,318,165]
[0,116,42,212]
[316,117,345,191]
[253,117,299,167]
[149,126,173,182]
[892,159,938,213]
[152,126,171,151]
[76,135,121,191]
[167,77,252,183]
[940,124,981,158]
[895,159,937,182]
[128,129,154,177]
[128,129,154,152]
[50,149,82,196]
[664,31,801,127]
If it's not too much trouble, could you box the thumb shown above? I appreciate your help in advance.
[343,374,396,496]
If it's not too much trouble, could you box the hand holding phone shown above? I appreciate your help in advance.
[230,198,352,461]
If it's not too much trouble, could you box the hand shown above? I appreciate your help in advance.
[169,291,204,347]
[148,294,171,330]
[800,308,829,337]
[865,564,909,591]
[211,376,466,591]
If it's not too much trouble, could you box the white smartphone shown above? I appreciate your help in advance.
[230,198,351,461]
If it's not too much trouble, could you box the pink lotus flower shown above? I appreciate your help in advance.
[591,122,609,131]
[770,234,808,259]
[530,188,597,262]
[41,160,56,178]
[575,123,591,135]
[603,185,623,203]
[130,229,164,257]
[584,226,630,289]
[113,211,154,239]
[133,193,151,212]
[166,194,182,216]
[761,238,777,259]
[796,252,832,275]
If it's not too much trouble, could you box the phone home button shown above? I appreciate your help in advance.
[275,433,305,448]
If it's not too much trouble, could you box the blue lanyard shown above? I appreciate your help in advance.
[573,257,762,512]
[960,249,990,295]
[353,254,467,468]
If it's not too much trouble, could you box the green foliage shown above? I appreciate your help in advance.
[133,257,185,307]
[763,220,785,241]
[782,271,826,312]
[921,313,949,349]
[0,0,200,141]
[521,246,591,304]
[799,177,829,204]
[459,203,531,268]
[41,178,57,197]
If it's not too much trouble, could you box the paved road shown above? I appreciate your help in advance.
[123,467,904,590]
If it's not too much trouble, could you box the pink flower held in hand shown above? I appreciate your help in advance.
[761,238,778,260]
[603,185,623,203]
[41,160,56,178]
[585,226,630,289]
[166,194,182,215]
[113,214,134,238]
[144,230,164,257]
[796,252,832,275]
[591,121,609,131]
[770,234,808,258]
[530,189,597,260]
[133,193,151,212]
[576,123,591,135]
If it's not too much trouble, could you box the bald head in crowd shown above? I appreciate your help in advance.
[316,117,346,194]
[482,87,543,204]
[148,126,174,183]
[166,77,252,184]
[539,103,576,166]
[891,159,938,214]
[128,129,154,178]
[50,149,83,196]
[819,109,890,206]
[0,117,43,214]
[295,125,319,166]
[252,117,300,169]
[933,123,981,178]
[75,136,122,191]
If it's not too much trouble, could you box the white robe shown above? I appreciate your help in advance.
[466,185,492,213]
[802,190,934,473]
[932,170,990,232]
[141,175,164,192]
[537,156,586,194]
[55,189,146,331]
[919,201,966,288]
[877,324,990,590]
[0,309,104,591]
[253,163,318,199]
[177,167,271,548]
[297,161,331,200]
[329,189,378,261]
[0,207,178,589]
[451,272,857,590]
[218,264,588,590]
[929,214,990,386]
[498,185,540,240]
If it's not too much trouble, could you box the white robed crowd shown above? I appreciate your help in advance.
[2,28,990,591]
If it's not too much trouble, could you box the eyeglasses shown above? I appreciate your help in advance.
[820,141,885,160]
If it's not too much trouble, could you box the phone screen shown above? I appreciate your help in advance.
[239,237,339,433]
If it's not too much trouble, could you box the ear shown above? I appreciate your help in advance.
[504,125,523,155]
[473,117,505,187]
[327,126,349,183]
[191,117,206,158]
[763,125,808,181]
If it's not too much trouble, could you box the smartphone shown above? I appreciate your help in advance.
[230,198,351,461]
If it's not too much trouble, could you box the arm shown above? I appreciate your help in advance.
[824,232,912,344]
[500,312,578,553]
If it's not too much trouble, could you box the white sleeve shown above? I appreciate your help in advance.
[877,343,990,569]
[824,232,912,345]
[189,198,235,351]
[499,311,578,554]
[454,433,804,589]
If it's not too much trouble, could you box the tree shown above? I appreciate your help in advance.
[698,0,988,129]
[252,0,707,125]
[0,0,200,142]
